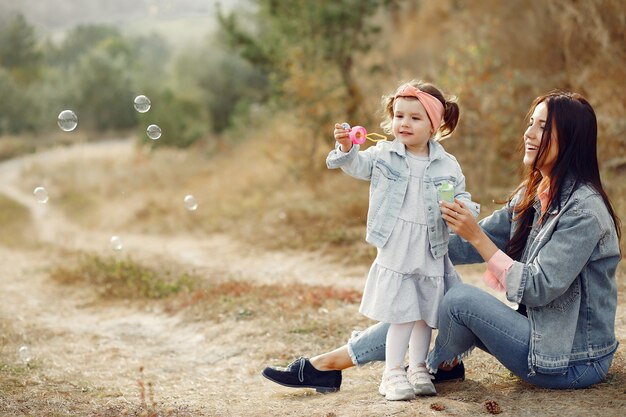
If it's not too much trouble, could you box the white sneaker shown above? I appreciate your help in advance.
[378,368,415,401]
[408,365,437,396]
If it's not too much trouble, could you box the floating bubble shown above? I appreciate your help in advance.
[18,346,32,364]
[33,186,49,204]
[184,195,198,211]
[110,235,123,251]
[57,110,78,131]
[146,124,161,140]
[134,95,151,113]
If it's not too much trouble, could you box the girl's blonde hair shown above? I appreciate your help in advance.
[380,79,460,140]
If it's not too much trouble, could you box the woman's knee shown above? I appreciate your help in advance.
[442,283,481,311]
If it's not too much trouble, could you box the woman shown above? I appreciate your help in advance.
[262,90,621,392]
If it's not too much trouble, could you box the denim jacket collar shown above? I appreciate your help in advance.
[390,138,446,161]
[535,174,579,215]
[558,173,579,203]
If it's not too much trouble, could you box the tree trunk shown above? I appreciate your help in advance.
[338,56,362,123]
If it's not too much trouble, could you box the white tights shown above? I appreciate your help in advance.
[384,320,432,372]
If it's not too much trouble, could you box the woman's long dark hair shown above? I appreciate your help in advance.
[506,90,622,261]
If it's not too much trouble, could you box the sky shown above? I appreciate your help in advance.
[0,0,247,45]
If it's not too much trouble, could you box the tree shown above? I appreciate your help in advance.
[0,68,37,134]
[0,13,41,84]
[217,0,399,177]
[129,34,171,92]
[218,0,399,122]
[47,24,123,67]
[71,46,137,130]
[175,46,268,134]
[137,88,210,149]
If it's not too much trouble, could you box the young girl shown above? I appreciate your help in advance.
[327,80,479,400]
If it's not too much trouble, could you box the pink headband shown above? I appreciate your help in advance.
[394,84,444,133]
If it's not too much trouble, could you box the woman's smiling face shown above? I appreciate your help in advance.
[523,101,558,176]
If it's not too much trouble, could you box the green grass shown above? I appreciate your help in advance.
[50,254,197,299]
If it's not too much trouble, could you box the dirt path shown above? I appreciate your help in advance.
[0,141,380,415]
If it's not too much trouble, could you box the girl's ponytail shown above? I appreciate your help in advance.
[440,99,460,138]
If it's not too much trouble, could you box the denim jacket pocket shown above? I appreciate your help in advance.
[372,159,401,186]
[429,175,458,189]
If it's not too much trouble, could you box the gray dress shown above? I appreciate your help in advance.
[359,152,460,328]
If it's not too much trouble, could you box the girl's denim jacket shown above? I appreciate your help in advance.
[449,176,620,374]
[326,139,479,259]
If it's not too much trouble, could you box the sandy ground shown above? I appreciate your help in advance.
[0,142,624,416]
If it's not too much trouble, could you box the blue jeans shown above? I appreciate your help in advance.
[348,284,614,389]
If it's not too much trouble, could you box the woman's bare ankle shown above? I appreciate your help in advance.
[310,346,353,371]
[309,356,328,371]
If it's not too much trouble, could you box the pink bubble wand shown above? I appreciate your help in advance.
[341,123,388,144]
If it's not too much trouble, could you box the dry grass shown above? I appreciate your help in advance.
[0,268,626,417]
[0,194,34,248]
[1,247,625,415]
[17,134,381,263]
[0,256,370,416]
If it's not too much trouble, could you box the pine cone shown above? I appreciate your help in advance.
[430,403,446,411]
[484,400,502,414]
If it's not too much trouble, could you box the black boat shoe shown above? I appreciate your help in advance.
[432,361,465,383]
[262,357,342,393]
[262,358,463,393]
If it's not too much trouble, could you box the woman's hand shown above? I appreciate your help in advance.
[334,123,352,153]
[440,199,481,241]
[440,199,498,261]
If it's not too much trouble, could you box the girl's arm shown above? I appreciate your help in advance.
[326,142,380,181]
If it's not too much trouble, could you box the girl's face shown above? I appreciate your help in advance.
[523,101,559,177]
[392,97,433,155]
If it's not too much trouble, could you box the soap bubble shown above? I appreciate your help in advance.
[33,186,49,204]
[133,95,151,113]
[18,346,32,364]
[110,235,123,251]
[58,110,78,131]
[184,195,198,211]
[146,124,161,140]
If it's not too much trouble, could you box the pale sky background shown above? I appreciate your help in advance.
[0,0,247,46]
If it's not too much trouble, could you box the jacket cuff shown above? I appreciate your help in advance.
[326,142,359,169]
[483,249,513,292]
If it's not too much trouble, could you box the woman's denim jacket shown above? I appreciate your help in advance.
[449,176,620,374]
[326,139,479,259]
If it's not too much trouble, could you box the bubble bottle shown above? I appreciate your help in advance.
[438,180,455,203]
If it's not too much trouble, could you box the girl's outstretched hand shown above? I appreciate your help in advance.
[334,123,352,152]
[439,199,482,244]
